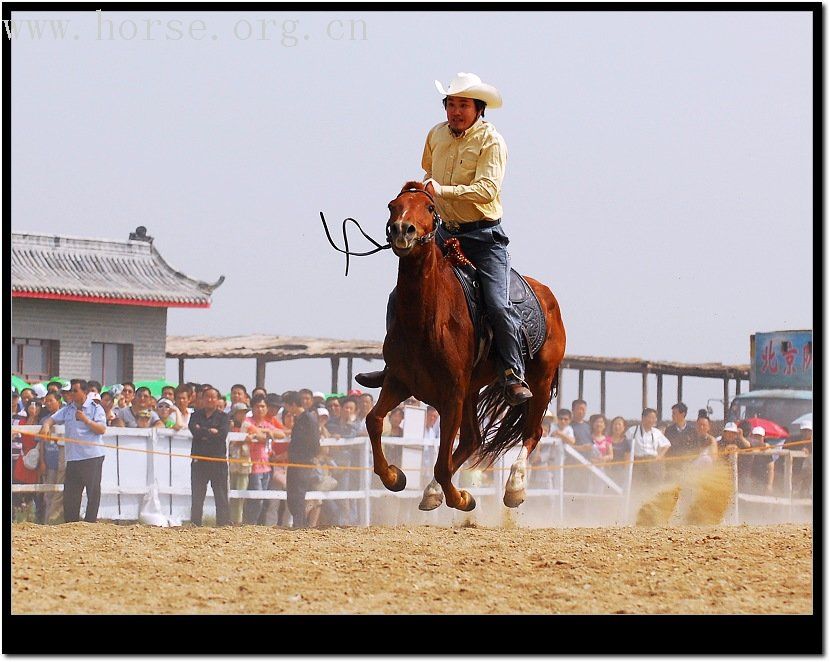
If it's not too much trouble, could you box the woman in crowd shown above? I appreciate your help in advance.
[13,400,46,524]
[589,414,614,464]
[588,413,613,494]
[387,407,404,437]
[156,398,185,431]
[244,395,286,525]
[607,415,631,488]
[99,390,118,425]
[609,416,630,462]
[227,402,254,525]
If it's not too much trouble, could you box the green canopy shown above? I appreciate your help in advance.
[11,375,30,393]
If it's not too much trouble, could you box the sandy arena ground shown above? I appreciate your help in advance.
[12,521,812,614]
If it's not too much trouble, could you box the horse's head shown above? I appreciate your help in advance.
[386,181,439,257]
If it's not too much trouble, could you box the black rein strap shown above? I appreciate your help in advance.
[319,212,390,277]
[319,188,442,277]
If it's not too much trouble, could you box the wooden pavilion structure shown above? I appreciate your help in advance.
[166,334,750,420]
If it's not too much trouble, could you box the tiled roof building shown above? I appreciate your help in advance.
[12,231,223,307]
[11,228,223,384]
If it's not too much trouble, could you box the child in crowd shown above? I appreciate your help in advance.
[589,414,614,463]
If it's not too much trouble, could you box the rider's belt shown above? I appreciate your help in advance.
[446,219,501,234]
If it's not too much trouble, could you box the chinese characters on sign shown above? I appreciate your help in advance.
[754,332,813,390]
[761,340,779,375]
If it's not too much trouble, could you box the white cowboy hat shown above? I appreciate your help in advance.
[434,72,503,109]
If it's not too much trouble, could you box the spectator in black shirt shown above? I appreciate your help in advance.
[188,386,230,526]
[663,402,697,460]
[285,392,320,528]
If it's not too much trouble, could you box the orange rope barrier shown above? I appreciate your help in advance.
[12,426,812,475]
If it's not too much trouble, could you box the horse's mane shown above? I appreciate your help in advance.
[400,180,426,193]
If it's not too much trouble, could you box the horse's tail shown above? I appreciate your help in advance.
[472,382,529,468]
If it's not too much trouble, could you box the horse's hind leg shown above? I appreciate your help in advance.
[451,393,482,473]
[365,377,410,492]
[503,372,552,508]
[419,395,480,511]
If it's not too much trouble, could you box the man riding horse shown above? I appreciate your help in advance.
[356,72,533,406]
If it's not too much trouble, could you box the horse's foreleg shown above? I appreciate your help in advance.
[450,395,482,474]
[365,378,410,492]
[504,377,551,508]
[419,399,477,511]
[433,404,475,511]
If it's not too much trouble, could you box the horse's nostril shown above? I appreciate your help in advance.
[407,225,416,235]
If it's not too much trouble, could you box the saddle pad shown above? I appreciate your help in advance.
[451,265,547,360]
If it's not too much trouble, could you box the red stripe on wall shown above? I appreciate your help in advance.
[12,291,210,308]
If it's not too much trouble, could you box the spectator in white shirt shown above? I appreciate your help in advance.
[626,408,671,487]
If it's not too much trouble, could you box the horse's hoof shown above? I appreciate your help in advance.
[503,489,525,508]
[458,490,477,512]
[418,493,443,511]
[384,465,407,492]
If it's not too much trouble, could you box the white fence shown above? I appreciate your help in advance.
[12,425,812,526]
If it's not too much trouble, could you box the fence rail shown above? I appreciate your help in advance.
[11,426,812,526]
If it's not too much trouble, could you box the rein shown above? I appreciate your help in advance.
[319,187,443,276]
[319,212,391,277]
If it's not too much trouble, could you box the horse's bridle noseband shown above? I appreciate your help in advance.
[386,187,443,245]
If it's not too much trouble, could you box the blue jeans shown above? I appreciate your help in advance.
[386,221,526,382]
[243,472,271,524]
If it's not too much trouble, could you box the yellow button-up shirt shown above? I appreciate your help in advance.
[421,117,507,226]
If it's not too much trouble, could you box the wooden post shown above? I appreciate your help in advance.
[785,452,794,521]
[556,368,564,412]
[177,358,184,385]
[656,373,663,423]
[723,377,730,421]
[347,357,353,391]
[330,357,340,393]
[600,370,606,416]
[736,378,742,396]
[255,357,266,389]
[578,369,584,400]
[677,375,683,404]
[641,368,649,410]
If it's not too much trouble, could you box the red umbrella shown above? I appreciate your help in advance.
[743,417,790,439]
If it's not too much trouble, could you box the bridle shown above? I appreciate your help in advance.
[385,188,444,245]
[319,187,443,276]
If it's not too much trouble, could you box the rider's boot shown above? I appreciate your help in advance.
[355,367,387,389]
[504,369,532,406]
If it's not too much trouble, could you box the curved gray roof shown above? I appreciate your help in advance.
[12,232,224,307]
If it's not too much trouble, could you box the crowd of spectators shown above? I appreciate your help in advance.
[533,399,813,501]
[11,381,813,527]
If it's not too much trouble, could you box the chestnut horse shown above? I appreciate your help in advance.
[365,181,566,512]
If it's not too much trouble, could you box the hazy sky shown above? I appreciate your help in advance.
[11,9,814,417]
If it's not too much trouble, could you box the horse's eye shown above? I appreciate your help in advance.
[428,205,435,212]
